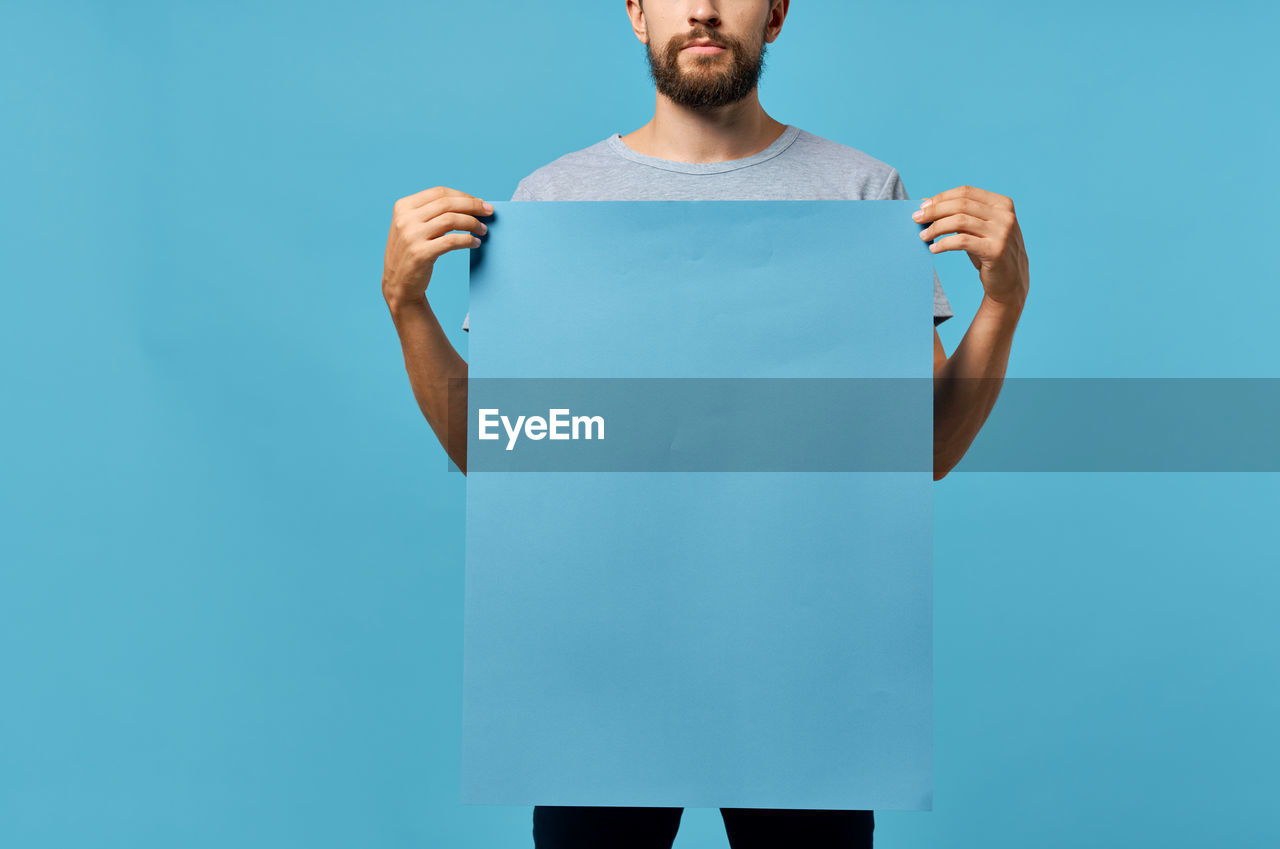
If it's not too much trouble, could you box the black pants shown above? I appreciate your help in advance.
[532,805,874,849]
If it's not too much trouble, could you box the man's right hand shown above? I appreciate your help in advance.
[381,186,493,312]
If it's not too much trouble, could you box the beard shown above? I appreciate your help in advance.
[644,25,769,109]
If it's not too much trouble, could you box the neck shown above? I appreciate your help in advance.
[621,91,787,163]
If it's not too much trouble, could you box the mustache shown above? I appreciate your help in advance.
[671,29,732,51]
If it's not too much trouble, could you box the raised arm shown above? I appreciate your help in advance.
[913,185,1031,479]
[382,186,493,474]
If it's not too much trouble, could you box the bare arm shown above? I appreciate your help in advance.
[932,298,1022,479]
[387,298,470,473]
[914,185,1031,480]
[382,186,493,475]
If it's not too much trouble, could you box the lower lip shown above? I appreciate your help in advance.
[684,45,726,54]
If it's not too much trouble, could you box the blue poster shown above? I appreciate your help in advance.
[464,201,934,809]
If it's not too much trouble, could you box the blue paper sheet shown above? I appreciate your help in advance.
[464,201,934,809]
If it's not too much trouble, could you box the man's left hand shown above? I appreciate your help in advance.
[912,185,1030,309]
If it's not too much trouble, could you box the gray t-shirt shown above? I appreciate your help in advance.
[463,124,954,331]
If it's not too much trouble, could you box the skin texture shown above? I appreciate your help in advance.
[382,1,1030,478]
[382,187,486,472]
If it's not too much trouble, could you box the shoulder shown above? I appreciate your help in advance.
[510,136,617,200]
[787,128,904,199]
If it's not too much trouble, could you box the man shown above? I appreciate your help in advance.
[382,1,1029,846]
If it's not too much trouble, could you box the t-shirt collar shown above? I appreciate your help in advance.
[605,124,801,174]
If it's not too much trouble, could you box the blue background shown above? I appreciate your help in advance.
[1,1,1276,847]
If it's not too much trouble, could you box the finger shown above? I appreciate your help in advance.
[919,184,1013,213]
[927,233,987,256]
[912,196,993,225]
[919,212,992,243]
[417,231,483,263]
[419,194,494,223]
[395,185,477,212]
[422,211,488,241]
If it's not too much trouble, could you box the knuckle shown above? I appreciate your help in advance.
[423,197,446,218]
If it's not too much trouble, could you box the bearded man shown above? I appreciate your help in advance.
[382,2,1030,846]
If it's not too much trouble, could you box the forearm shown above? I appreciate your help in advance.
[933,293,1024,479]
[387,295,469,473]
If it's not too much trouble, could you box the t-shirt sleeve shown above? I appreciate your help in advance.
[464,179,537,332]
[880,168,956,327]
